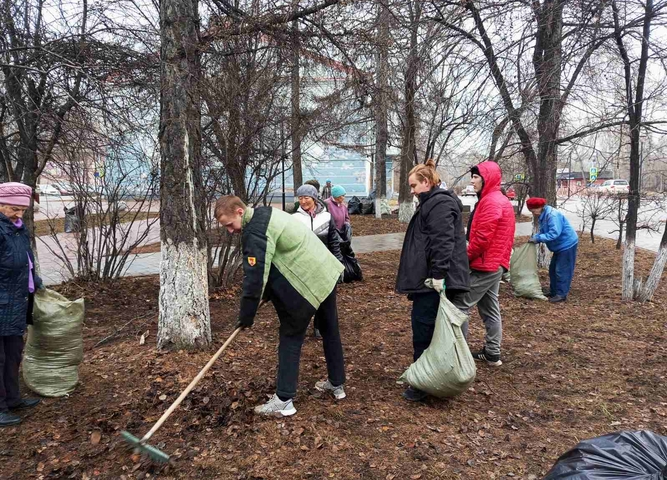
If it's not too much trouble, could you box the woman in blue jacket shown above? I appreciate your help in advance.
[0,182,42,427]
[527,197,578,303]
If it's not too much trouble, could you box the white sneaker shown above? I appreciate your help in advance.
[254,394,297,417]
[315,379,346,400]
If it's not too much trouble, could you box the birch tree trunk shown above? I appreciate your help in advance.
[398,0,420,224]
[158,0,211,349]
[373,2,389,219]
[637,225,667,302]
[290,18,303,191]
[612,0,652,300]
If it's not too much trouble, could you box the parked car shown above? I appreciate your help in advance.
[37,184,61,196]
[599,179,629,194]
[463,184,476,196]
[501,184,516,200]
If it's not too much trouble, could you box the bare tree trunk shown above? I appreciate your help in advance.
[612,0,652,300]
[373,1,389,219]
[398,0,420,224]
[532,0,564,204]
[290,18,303,191]
[158,0,211,349]
[638,225,667,302]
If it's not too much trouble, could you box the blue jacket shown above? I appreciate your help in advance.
[533,205,579,253]
[0,213,41,336]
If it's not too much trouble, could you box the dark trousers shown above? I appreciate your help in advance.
[0,335,24,411]
[273,288,346,400]
[411,290,465,362]
[549,244,578,297]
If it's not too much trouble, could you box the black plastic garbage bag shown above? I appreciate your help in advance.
[544,431,667,480]
[360,197,374,215]
[340,241,362,282]
[348,196,362,215]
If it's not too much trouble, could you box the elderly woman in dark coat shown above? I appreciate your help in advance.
[0,182,42,426]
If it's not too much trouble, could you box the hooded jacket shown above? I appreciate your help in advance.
[396,187,470,294]
[534,205,579,253]
[467,161,515,272]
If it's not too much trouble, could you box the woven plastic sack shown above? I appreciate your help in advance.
[509,243,547,300]
[23,288,84,397]
[399,287,476,398]
[544,430,667,479]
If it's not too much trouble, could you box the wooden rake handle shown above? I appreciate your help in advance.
[141,327,242,443]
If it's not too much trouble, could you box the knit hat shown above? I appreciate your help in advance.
[296,184,319,200]
[526,197,547,209]
[0,182,33,207]
[331,185,346,198]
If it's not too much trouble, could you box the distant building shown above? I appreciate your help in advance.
[556,170,614,195]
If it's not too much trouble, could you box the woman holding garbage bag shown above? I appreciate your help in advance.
[0,182,42,427]
[293,184,344,338]
[527,197,578,303]
[396,160,470,402]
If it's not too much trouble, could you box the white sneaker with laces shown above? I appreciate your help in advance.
[315,379,346,400]
[254,394,297,417]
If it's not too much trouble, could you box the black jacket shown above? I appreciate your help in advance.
[396,188,470,294]
[0,214,41,336]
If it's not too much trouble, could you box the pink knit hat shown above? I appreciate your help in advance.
[0,182,33,207]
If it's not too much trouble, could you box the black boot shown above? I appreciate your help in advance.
[402,386,427,402]
[0,411,21,427]
[9,398,41,410]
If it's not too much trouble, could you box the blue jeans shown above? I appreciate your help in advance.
[549,244,578,297]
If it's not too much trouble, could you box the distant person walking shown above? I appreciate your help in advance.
[321,180,333,200]
[527,198,579,303]
[463,161,515,367]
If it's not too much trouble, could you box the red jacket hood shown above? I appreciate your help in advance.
[476,161,502,197]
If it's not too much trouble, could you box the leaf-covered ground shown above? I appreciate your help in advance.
[3,236,666,479]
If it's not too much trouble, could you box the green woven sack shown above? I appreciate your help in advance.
[23,289,84,397]
[509,243,547,300]
[399,288,476,398]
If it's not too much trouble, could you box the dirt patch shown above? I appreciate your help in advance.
[4,236,667,479]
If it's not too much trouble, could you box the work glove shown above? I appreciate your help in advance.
[528,237,538,244]
[428,278,445,293]
[235,316,254,330]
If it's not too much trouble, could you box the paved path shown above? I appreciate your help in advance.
[39,197,665,286]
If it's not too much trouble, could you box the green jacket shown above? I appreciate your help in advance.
[239,207,343,331]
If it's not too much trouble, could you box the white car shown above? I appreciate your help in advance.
[37,184,62,196]
[598,179,629,194]
[463,185,476,196]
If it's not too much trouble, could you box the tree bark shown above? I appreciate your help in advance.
[398,0,420,224]
[158,0,211,349]
[290,18,303,191]
[373,1,389,219]
[532,0,564,204]
[637,224,667,302]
